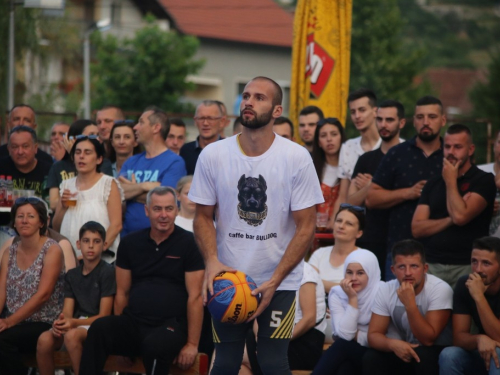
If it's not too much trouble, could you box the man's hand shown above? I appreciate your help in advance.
[352,173,372,190]
[477,335,500,371]
[466,273,488,302]
[397,281,417,309]
[203,258,236,305]
[246,278,279,322]
[406,180,427,200]
[173,342,198,370]
[53,313,73,335]
[0,317,12,333]
[390,340,420,363]
[442,158,460,185]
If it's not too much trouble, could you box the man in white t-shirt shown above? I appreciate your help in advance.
[363,239,453,375]
[189,76,324,375]
[334,89,380,216]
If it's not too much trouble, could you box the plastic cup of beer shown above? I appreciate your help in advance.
[316,212,329,233]
[66,190,78,207]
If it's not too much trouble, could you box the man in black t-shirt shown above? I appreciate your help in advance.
[0,126,52,200]
[412,124,496,288]
[439,237,500,374]
[349,100,406,278]
[80,186,205,375]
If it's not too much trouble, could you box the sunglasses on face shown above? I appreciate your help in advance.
[15,197,42,205]
[75,134,99,140]
[339,203,366,213]
[317,117,341,126]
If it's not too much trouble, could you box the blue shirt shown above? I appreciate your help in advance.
[119,150,186,236]
[372,136,443,252]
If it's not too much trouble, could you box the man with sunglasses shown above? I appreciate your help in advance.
[180,100,225,175]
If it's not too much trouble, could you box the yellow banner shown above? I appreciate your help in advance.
[290,0,352,137]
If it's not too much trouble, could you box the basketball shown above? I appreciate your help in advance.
[207,271,260,324]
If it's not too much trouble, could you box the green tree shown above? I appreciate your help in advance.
[91,17,205,113]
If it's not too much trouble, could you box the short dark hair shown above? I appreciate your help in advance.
[299,105,324,119]
[144,106,169,140]
[472,237,500,259]
[97,105,125,120]
[335,204,365,231]
[169,118,186,128]
[8,125,37,144]
[312,118,345,181]
[348,89,377,107]
[274,117,294,138]
[392,239,426,264]
[79,221,106,241]
[68,119,97,138]
[251,76,283,106]
[10,197,48,236]
[70,136,106,172]
[378,100,405,119]
[108,121,142,162]
[9,104,36,124]
[446,123,472,138]
[416,96,443,113]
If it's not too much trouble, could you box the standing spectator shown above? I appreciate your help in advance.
[0,126,52,199]
[79,187,204,375]
[0,197,64,375]
[233,116,243,135]
[216,100,231,138]
[273,117,295,141]
[118,107,186,236]
[312,249,384,375]
[366,96,446,279]
[298,105,324,153]
[439,237,500,375]
[109,120,141,177]
[479,130,500,238]
[412,124,495,287]
[363,240,452,375]
[180,100,225,175]
[37,221,116,375]
[349,100,406,277]
[49,122,70,161]
[175,175,195,232]
[166,117,187,155]
[46,120,113,210]
[334,89,380,215]
[309,204,366,293]
[53,136,123,263]
[311,118,345,230]
[0,104,53,164]
[95,105,125,153]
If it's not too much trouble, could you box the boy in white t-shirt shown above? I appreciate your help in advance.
[364,239,453,375]
[189,77,323,375]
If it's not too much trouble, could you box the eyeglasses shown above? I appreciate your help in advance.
[75,134,99,140]
[317,117,341,126]
[194,116,222,123]
[339,203,365,213]
[15,197,42,205]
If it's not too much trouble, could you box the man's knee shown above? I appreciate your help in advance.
[256,339,290,374]
[439,346,470,372]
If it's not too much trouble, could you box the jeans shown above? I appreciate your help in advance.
[439,346,500,375]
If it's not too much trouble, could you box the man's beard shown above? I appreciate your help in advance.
[380,129,399,142]
[417,131,439,143]
[240,108,273,129]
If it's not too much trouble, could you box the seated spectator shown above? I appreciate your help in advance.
[47,120,113,210]
[0,197,64,375]
[108,120,141,177]
[439,236,500,375]
[37,221,116,375]
[312,249,384,375]
[166,118,186,155]
[52,136,123,263]
[363,239,453,375]
[309,204,366,294]
[175,175,195,232]
[79,186,204,375]
[312,118,345,230]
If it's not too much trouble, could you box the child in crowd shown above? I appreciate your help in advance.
[36,221,116,375]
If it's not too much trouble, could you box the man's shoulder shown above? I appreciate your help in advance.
[180,140,197,154]
[477,163,495,174]
[121,227,150,245]
[36,158,53,172]
[344,136,362,147]
[37,148,53,165]
[424,274,453,294]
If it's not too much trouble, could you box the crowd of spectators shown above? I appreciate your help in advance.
[0,81,499,375]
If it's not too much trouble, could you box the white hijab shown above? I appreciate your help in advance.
[330,249,383,325]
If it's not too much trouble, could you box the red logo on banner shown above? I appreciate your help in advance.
[305,33,335,98]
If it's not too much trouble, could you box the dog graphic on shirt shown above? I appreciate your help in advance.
[237,174,268,227]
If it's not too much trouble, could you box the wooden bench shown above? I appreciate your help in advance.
[24,351,209,375]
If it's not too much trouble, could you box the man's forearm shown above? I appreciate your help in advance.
[347,183,370,206]
[405,305,446,346]
[454,332,481,351]
[122,183,146,200]
[114,292,128,315]
[368,332,399,352]
[193,214,218,262]
[446,180,468,225]
[186,295,203,347]
[412,217,453,238]
[475,296,500,342]
[366,187,410,209]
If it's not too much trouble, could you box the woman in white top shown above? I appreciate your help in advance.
[311,118,345,230]
[308,204,366,293]
[312,249,384,375]
[174,175,195,232]
[53,136,123,263]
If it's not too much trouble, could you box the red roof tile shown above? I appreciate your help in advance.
[157,0,293,47]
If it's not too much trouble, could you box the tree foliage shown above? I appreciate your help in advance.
[91,17,205,113]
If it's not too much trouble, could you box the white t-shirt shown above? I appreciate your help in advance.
[175,216,193,232]
[322,164,340,187]
[372,274,453,346]
[295,263,327,333]
[189,135,324,290]
[478,163,495,174]
[308,246,356,285]
[338,136,382,180]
